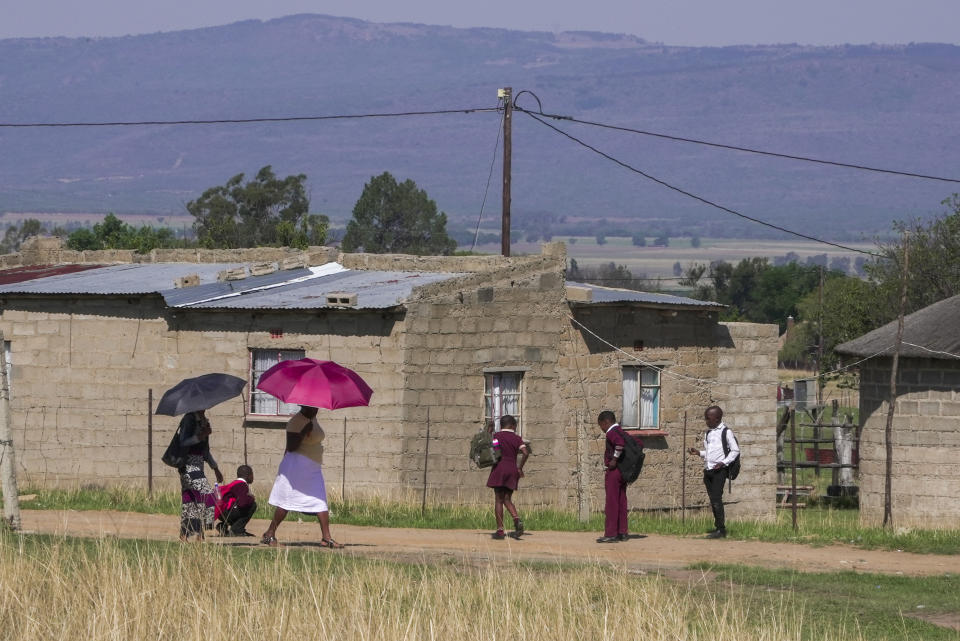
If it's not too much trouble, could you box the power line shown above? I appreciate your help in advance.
[523,111,882,257]
[0,107,499,128]
[513,103,960,185]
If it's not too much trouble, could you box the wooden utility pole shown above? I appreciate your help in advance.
[0,332,20,530]
[499,86,513,257]
[883,233,910,528]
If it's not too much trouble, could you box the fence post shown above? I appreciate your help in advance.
[421,407,430,515]
[147,388,153,497]
[681,411,687,522]
[0,331,20,530]
[790,407,798,531]
[576,410,589,522]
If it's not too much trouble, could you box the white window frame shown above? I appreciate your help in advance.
[483,370,524,436]
[622,366,661,429]
[249,348,305,416]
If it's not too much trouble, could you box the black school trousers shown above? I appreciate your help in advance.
[703,468,729,531]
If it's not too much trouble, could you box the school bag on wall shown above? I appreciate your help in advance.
[469,429,501,468]
[616,429,645,484]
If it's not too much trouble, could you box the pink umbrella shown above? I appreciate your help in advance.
[255,358,374,410]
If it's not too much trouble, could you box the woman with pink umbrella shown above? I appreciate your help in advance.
[256,359,373,548]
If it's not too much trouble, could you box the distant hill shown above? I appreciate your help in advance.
[1,14,959,240]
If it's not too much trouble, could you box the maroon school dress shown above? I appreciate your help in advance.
[486,429,525,491]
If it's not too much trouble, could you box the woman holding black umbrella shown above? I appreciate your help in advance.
[155,373,245,541]
[176,410,224,541]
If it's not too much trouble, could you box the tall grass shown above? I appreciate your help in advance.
[0,532,858,641]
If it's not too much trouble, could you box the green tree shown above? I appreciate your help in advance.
[341,172,456,255]
[66,214,180,253]
[631,233,646,247]
[1,218,47,253]
[595,233,607,246]
[867,194,960,319]
[690,235,701,248]
[187,166,326,249]
[682,258,826,329]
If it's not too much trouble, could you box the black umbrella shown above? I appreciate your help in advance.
[155,373,247,416]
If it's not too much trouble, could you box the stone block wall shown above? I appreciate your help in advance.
[712,322,779,521]
[858,357,960,527]
[1,297,407,495]
[553,315,777,522]
[397,251,570,506]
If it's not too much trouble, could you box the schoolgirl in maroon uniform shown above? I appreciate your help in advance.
[486,414,529,539]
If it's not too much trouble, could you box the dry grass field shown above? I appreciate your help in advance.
[0,533,851,641]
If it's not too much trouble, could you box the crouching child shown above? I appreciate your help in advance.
[215,465,257,537]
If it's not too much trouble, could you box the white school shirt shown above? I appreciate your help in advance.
[698,422,739,469]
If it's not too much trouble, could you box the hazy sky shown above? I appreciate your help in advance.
[3,0,958,45]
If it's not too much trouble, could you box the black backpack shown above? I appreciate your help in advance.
[721,426,741,481]
[616,428,645,484]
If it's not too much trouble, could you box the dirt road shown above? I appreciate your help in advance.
[17,509,960,577]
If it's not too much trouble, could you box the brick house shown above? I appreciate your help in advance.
[836,294,960,527]
[0,239,778,520]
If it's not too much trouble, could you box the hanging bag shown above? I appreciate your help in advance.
[161,424,185,468]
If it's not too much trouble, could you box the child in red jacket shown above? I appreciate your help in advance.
[215,465,257,537]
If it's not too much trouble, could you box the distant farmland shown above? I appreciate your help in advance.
[476,236,876,280]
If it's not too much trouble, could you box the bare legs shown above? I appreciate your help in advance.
[493,488,519,532]
[261,506,342,548]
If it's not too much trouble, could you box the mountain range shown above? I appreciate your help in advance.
[1,14,959,240]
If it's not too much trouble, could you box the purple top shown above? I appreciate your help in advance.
[493,429,524,464]
[604,425,626,467]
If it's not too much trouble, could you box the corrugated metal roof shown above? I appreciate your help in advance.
[0,264,104,285]
[161,267,314,307]
[836,294,960,360]
[0,263,242,295]
[181,269,461,310]
[566,281,724,309]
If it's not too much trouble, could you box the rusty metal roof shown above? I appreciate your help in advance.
[0,264,104,285]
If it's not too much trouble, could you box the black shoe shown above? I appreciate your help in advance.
[596,536,619,543]
[232,529,255,537]
[706,529,727,539]
[617,533,629,541]
[215,522,228,536]
[513,519,525,536]
[492,530,506,540]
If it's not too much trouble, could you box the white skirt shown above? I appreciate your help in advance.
[268,452,328,513]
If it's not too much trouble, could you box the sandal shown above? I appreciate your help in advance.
[320,538,344,549]
[261,535,279,547]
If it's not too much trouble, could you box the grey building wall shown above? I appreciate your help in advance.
[858,357,960,527]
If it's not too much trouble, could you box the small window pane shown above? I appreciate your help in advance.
[622,366,660,429]
[250,348,305,415]
[484,371,523,435]
[621,368,639,427]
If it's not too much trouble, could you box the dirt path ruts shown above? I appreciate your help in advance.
[16,509,960,577]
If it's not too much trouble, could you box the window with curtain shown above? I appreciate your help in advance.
[249,348,305,415]
[484,371,524,435]
[622,367,660,428]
